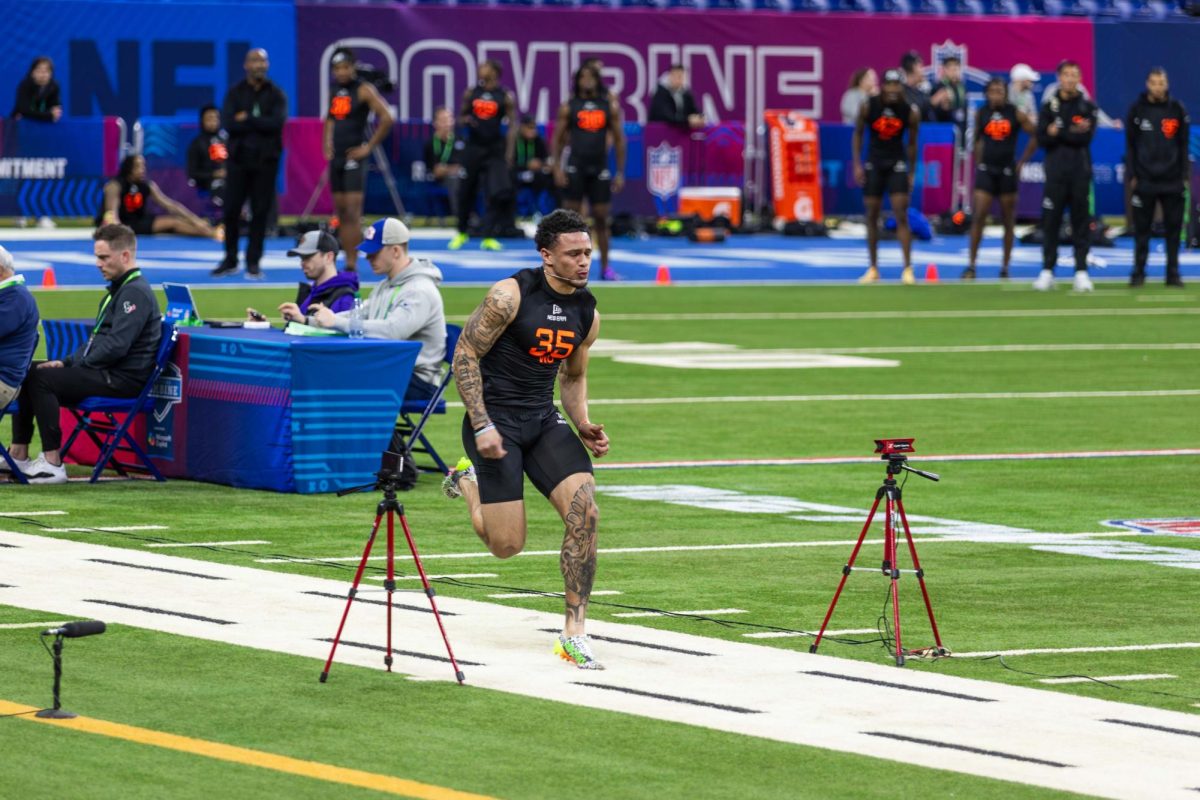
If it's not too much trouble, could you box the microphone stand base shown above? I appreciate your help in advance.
[36,708,77,719]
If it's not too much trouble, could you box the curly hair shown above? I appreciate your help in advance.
[534,209,590,252]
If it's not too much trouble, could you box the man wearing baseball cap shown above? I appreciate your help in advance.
[306,218,447,402]
[272,230,360,324]
[1009,64,1041,119]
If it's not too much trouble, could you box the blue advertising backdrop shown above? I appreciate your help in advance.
[1093,21,1200,126]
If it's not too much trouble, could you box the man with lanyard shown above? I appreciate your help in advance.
[442,210,610,670]
[300,218,445,404]
[854,69,920,285]
[449,60,517,253]
[213,48,287,280]
[553,64,626,282]
[424,107,465,223]
[1033,60,1098,293]
[1126,68,1190,288]
[324,47,394,273]
[964,77,1038,280]
[8,225,161,484]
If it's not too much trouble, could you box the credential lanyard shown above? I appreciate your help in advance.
[85,269,141,356]
[0,275,26,292]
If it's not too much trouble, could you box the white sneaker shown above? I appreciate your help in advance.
[36,216,57,230]
[0,455,35,475]
[24,455,68,485]
[1032,269,1056,291]
[1072,271,1094,293]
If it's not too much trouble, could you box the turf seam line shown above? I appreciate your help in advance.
[860,732,1072,768]
[302,590,458,616]
[571,681,762,714]
[83,599,236,625]
[314,638,483,667]
[86,558,227,581]
[536,628,716,657]
[801,671,997,703]
[1101,719,1200,739]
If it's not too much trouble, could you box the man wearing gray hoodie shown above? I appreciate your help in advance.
[296,217,446,401]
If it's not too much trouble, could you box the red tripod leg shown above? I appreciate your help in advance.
[320,512,384,683]
[385,510,395,673]
[886,493,905,666]
[896,498,945,650]
[810,492,883,654]
[398,511,466,684]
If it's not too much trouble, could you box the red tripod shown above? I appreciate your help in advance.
[320,459,465,684]
[809,439,947,667]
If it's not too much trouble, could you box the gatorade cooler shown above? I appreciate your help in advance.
[679,187,742,226]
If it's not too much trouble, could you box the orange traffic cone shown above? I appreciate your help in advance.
[655,264,672,285]
[41,266,57,289]
[924,263,939,283]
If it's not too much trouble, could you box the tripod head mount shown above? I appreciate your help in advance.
[336,451,408,497]
[876,439,940,482]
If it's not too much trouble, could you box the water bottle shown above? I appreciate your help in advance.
[348,298,365,339]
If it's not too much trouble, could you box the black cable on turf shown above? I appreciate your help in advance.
[0,710,38,718]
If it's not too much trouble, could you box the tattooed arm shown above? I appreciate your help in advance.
[559,313,608,458]
[453,278,519,459]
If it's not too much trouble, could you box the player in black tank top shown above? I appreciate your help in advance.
[853,70,920,284]
[450,60,518,252]
[965,78,1038,280]
[446,210,609,670]
[100,154,214,239]
[552,64,627,281]
[323,48,394,271]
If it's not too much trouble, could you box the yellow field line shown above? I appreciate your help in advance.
[0,700,498,800]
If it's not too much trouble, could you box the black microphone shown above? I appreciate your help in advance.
[42,621,107,638]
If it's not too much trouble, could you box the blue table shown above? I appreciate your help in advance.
[44,322,420,493]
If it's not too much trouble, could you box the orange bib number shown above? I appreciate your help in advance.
[529,328,576,364]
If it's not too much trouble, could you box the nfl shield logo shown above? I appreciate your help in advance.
[1104,518,1200,538]
[647,143,682,201]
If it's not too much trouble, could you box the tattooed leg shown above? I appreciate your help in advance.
[554,477,598,637]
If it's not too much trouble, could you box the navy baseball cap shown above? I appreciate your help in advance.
[358,218,411,255]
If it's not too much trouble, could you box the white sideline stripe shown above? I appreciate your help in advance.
[0,621,70,630]
[743,628,877,639]
[445,390,1200,410]
[144,540,270,549]
[255,539,895,564]
[1039,674,1177,685]
[364,573,498,581]
[600,308,1200,321]
[954,642,1200,658]
[598,448,1200,470]
[0,511,67,517]
[748,343,1200,355]
[612,608,747,618]
[488,590,623,599]
[44,526,169,533]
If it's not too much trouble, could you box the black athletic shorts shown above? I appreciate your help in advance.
[975,163,1018,197]
[563,163,612,206]
[461,405,593,504]
[863,160,910,199]
[124,215,156,236]
[330,156,366,193]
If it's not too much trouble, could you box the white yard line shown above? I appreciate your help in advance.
[954,642,1200,658]
[0,621,71,630]
[0,511,67,517]
[742,628,877,639]
[44,526,169,533]
[488,590,623,599]
[599,308,1200,322]
[364,573,498,581]
[597,449,1200,470]
[2,530,1198,800]
[144,540,269,549]
[1039,674,1177,685]
[611,608,747,619]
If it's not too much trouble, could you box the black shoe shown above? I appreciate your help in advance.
[960,267,976,281]
[1129,272,1146,288]
[211,260,238,278]
[999,267,1010,280]
[245,265,264,281]
[1166,274,1186,288]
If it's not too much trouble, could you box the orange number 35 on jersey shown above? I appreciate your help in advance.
[529,328,576,364]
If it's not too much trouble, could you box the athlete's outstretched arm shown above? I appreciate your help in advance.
[453,278,519,458]
[559,313,608,458]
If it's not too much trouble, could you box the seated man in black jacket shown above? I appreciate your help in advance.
[649,65,704,130]
[8,225,162,484]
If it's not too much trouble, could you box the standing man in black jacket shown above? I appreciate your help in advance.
[649,64,703,130]
[1033,60,1098,293]
[1126,68,1190,288]
[213,48,287,280]
[8,225,162,485]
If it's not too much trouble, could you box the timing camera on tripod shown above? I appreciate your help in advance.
[319,451,465,685]
[809,439,949,667]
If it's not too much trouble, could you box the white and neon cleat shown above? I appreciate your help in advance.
[555,634,605,670]
[1072,271,1094,293]
[441,456,475,500]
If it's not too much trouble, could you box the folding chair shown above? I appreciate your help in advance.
[60,321,178,483]
[0,331,39,485]
[393,324,461,474]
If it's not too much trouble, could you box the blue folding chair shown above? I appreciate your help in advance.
[60,321,178,483]
[0,331,39,485]
[394,324,461,475]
